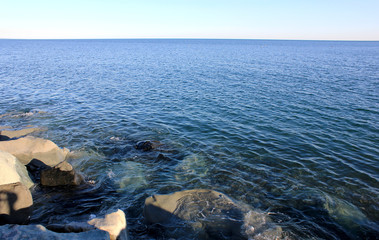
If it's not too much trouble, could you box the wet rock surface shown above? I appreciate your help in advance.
[0,182,33,225]
[144,189,282,239]
[40,161,84,187]
[134,140,162,151]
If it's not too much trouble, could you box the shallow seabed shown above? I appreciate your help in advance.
[0,39,378,239]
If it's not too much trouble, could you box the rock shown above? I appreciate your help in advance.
[0,136,69,166]
[0,224,110,239]
[144,189,282,239]
[46,222,96,233]
[0,127,41,139]
[88,209,128,240]
[0,150,34,189]
[40,161,84,186]
[134,140,162,151]
[0,182,33,225]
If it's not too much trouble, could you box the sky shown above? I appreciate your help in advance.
[0,0,378,40]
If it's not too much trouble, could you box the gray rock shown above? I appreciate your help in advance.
[0,136,69,166]
[0,224,110,240]
[144,189,282,239]
[0,150,34,189]
[0,182,33,225]
[40,161,84,186]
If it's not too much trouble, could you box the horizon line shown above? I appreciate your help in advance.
[0,37,378,42]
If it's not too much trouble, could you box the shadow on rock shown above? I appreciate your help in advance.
[0,182,33,225]
[144,189,282,240]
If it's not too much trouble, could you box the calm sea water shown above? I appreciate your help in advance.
[0,39,378,239]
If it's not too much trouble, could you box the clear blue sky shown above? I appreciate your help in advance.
[1,0,378,40]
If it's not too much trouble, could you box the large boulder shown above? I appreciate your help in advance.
[88,209,128,240]
[0,182,33,225]
[0,150,34,189]
[0,136,69,166]
[0,127,40,139]
[40,161,84,186]
[0,224,110,240]
[144,189,282,239]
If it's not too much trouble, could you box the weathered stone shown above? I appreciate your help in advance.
[0,127,41,139]
[40,161,84,186]
[0,182,33,225]
[0,224,110,239]
[144,189,282,239]
[0,150,34,189]
[0,136,69,166]
[88,209,128,240]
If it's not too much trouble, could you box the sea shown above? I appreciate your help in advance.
[0,39,378,239]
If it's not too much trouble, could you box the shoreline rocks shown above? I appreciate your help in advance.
[0,125,129,239]
[0,182,33,225]
[0,150,34,189]
[88,209,128,240]
[0,136,70,166]
[0,224,110,240]
[40,161,84,186]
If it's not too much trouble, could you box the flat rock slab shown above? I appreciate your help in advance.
[0,150,34,189]
[0,136,69,166]
[0,224,110,240]
[0,127,41,139]
[0,182,33,225]
[144,189,282,239]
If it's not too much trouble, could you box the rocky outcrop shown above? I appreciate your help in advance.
[88,209,128,240]
[144,189,282,239]
[0,136,69,166]
[0,224,110,240]
[40,161,84,186]
[0,127,41,139]
[0,182,33,225]
[0,150,34,189]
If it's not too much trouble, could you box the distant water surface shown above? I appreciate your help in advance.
[0,39,378,239]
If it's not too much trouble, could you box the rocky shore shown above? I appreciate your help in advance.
[0,126,128,240]
[0,125,283,240]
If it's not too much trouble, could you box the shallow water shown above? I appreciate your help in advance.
[0,39,378,239]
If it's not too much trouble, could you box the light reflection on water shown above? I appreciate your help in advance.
[0,39,378,239]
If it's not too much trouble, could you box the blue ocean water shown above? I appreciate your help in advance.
[0,39,378,239]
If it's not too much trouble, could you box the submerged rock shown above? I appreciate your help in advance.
[0,224,110,240]
[40,161,84,186]
[0,182,33,225]
[0,136,69,166]
[0,150,34,189]
[134,140,162,151]
[144,189,282,239]
[0,127,41,139]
